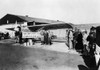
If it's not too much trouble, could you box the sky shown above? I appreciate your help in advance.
[0,0,100,24]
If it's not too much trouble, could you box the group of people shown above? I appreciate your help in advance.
[15,25,97,56]
[40,30,53,45]
[67,27,96,56]
[0,32,10,40]
[14,26,53,45]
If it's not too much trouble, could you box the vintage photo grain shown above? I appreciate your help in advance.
[0,0,100,70]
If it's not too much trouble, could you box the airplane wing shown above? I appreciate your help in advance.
[28,23,73,32]
[42,23,73,30]
[6,23,73,32]
[6,28,15,31]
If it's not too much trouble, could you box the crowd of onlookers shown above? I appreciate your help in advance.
[14,26,97,56]
[67,27,96,56]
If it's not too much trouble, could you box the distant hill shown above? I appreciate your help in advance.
[74,23,100,30]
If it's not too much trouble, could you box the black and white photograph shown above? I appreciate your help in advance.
[0,0,100,70]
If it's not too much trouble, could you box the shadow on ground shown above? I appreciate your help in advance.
[78,65,89,70]
[78,55,99,70]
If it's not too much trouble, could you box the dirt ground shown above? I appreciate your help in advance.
[0,39,95,70]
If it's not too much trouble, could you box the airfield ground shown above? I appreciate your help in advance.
[0,39,97,70]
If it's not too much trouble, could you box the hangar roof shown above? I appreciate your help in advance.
[0,14,64,25]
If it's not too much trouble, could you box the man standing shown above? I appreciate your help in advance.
[40,30,45,45]
[68,30,73,49]
[83,30,88,55]
[87,27,96,56]
[48,31,53,45]
[18,26,22,44]
[15,27,19,43]
[43,30,49,45]
[73,29,80,49]
[75,30,83,53]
